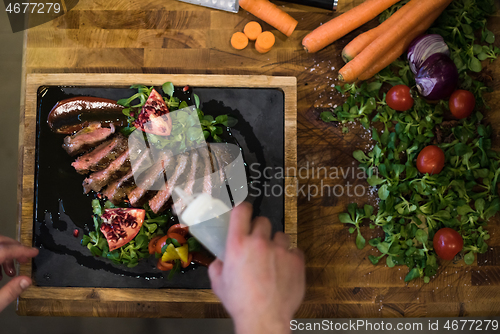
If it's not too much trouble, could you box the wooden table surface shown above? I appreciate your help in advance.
[18,0,500,318]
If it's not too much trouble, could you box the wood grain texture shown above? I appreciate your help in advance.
[18,73,296,317]
[18,0,500,318]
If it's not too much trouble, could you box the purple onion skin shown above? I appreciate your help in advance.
[415,53,458,101]
[407,34,450,75]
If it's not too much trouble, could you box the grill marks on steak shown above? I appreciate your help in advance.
[71,134,127,174]
[149,153,190,214]
[63,122,233,215]
[173,151,200,212]
[63,122,115,156]
[127,150,174,207]
[102,150,150,204]
[82,149,131,194]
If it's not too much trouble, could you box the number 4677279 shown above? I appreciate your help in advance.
[5,2,61,14]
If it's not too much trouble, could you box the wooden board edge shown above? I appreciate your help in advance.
[18,73,297,316]
[25,73,297,88]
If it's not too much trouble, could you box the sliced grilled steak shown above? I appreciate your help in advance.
[128,150,174,207]
[102,150,150,204]
[173,151,200,212]
[82,149,130,194]
[199,146,213,195]
[62,122,115,156]
[149,153,189,214]
[208,143,236,184]
[71,134,127,174]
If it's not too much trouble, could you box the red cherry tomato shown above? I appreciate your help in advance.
[168,224,189,237]
[155,235,169,254]
[449,89,475,119]
[433,228,463,261]
[416,145,445,175]
[167,232,187,245]
[148,236,162,255]
[157,258,174,271]
[386,85,414,111]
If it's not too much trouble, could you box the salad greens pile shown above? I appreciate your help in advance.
[117,82,237,144]
[82,199,170,268]
[323,0,500,282]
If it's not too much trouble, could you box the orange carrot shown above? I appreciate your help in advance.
[244,21,263,41]
[358,3,448,81]
[231,32,249,50]
[302,0,402,53]
[255,31,275,53]
[339,0,452,83]
[341,0,418,63]
[239,0,298,37]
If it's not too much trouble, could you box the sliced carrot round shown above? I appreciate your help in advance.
[244,21,263,41]
[255,43,271,54]
[231,32,249,50]
[255,31,275,52]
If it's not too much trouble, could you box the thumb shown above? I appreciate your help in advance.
[0,276,31,312]
[208,259,223,294]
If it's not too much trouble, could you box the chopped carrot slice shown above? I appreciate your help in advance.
[255,31,275,53]
[255,43,271,54]
[244,21,263,41]
[231,32,249,50]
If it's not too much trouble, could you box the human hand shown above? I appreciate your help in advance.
[208,202,305,334]
[0,235,38,312]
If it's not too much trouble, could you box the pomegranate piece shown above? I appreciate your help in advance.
[134,88,172,136]
[99,208,145,251]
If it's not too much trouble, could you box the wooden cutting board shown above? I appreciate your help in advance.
[18,0,500,318]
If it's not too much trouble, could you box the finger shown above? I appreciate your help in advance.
[0,244,39,264]
[290,247,305,262]
[208,259,223,294]
[0,236,20,245]
[17,256,30,264]
[0,276,31,313]
[2,261,16,277]
[251,216,272,240]
[273,231,290,249]
[227,202,253,240]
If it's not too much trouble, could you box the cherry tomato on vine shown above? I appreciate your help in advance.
[386,85,414,111]
[433,228,463,261]
[416,145,445,175]
[449,89,475,119]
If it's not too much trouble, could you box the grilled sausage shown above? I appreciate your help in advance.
[48,97,127,134]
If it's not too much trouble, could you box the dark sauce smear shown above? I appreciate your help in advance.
[34,86,284,288]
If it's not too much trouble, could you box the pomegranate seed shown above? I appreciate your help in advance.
[183,85,190,92]
[73,229,79,238]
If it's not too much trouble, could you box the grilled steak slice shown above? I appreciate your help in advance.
[62,122,115,156]
[82,149,130,194]
[199,146,213,195]
[173,151,200,212]
[71,134,127,174]
[208,143,236,184]
[149,153,189,214]
[102,150,150,204]
[128,150,174,207]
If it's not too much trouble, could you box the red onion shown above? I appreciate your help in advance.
[415,53,458,101]
[407,34,450,75]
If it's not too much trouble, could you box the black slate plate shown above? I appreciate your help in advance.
[34,85,284,288]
